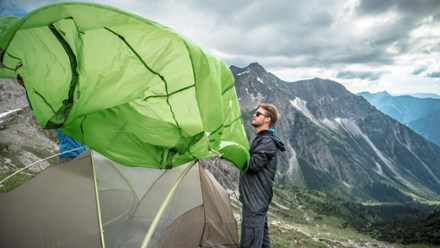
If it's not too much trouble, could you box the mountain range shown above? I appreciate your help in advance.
[2,63,440,204]
[358,91,440,147]
[232,63,440,203]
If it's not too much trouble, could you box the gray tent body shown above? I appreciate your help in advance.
[0,150,238,247]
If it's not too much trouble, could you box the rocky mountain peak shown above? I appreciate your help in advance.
[232,64,374,120]
[0,78,58,174]
[292,78,350,99]
[233,63,440,203]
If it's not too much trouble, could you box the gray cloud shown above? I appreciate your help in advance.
[412,66,428,75]
[201,0,440,71]
[427,72,440,78]
[336,71,384,81]
[1,0,439,94]
[4,0,437,69]
[355,0,440,58]
[194,0,336,60]
[358,0,440,16]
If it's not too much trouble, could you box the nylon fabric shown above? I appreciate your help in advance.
[0,154,102,248]
[0,2,249,170]
[92,151,238,247]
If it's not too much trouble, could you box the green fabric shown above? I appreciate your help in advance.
[0,2,249,170]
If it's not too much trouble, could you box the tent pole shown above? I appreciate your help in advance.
[140,160,197,248]
[0,147,86,187]
[90,150,106,248]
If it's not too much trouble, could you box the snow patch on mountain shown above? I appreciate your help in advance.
[285,142,299,178]
[237,70,250,76]
[256,77,264,84]
[290,97,319,124]
[0,108,23,119]
[321,118,339,130]
[375,162,384,176]
[336,118,400,177]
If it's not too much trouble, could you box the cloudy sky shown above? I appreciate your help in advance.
[1,0,440,95]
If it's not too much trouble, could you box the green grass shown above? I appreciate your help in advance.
[231,184,440,248]
[0,170,34,195]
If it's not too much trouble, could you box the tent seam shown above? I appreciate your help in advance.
[132,170,167,214]
[107,162,141,203]
[46,23,79,128]
[222,83,235,95]
[104,27,180,129]
[143,84,195,101]
[2,52,22,72]
[32,89,57,113]
[106,26,188,168]
[181,40,208,161]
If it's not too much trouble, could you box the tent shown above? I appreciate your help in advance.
[0,4,246,247]
[0,2,250,171]
[0,150,238,248]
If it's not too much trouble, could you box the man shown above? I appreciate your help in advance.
[239,103,285,248]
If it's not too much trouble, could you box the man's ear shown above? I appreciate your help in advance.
[264,116,271,124]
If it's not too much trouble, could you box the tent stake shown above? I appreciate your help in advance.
[140,160,197,248]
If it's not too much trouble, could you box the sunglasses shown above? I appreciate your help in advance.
[254,111,267,117]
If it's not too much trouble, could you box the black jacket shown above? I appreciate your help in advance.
[239,129,285,216]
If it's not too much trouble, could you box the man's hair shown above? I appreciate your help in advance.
[259,103,280,128]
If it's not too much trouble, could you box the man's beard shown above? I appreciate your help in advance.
[251,120,261,127]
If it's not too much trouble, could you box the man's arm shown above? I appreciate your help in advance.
[248,136,277,172]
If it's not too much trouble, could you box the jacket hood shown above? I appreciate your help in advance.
[258,129,286,152]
